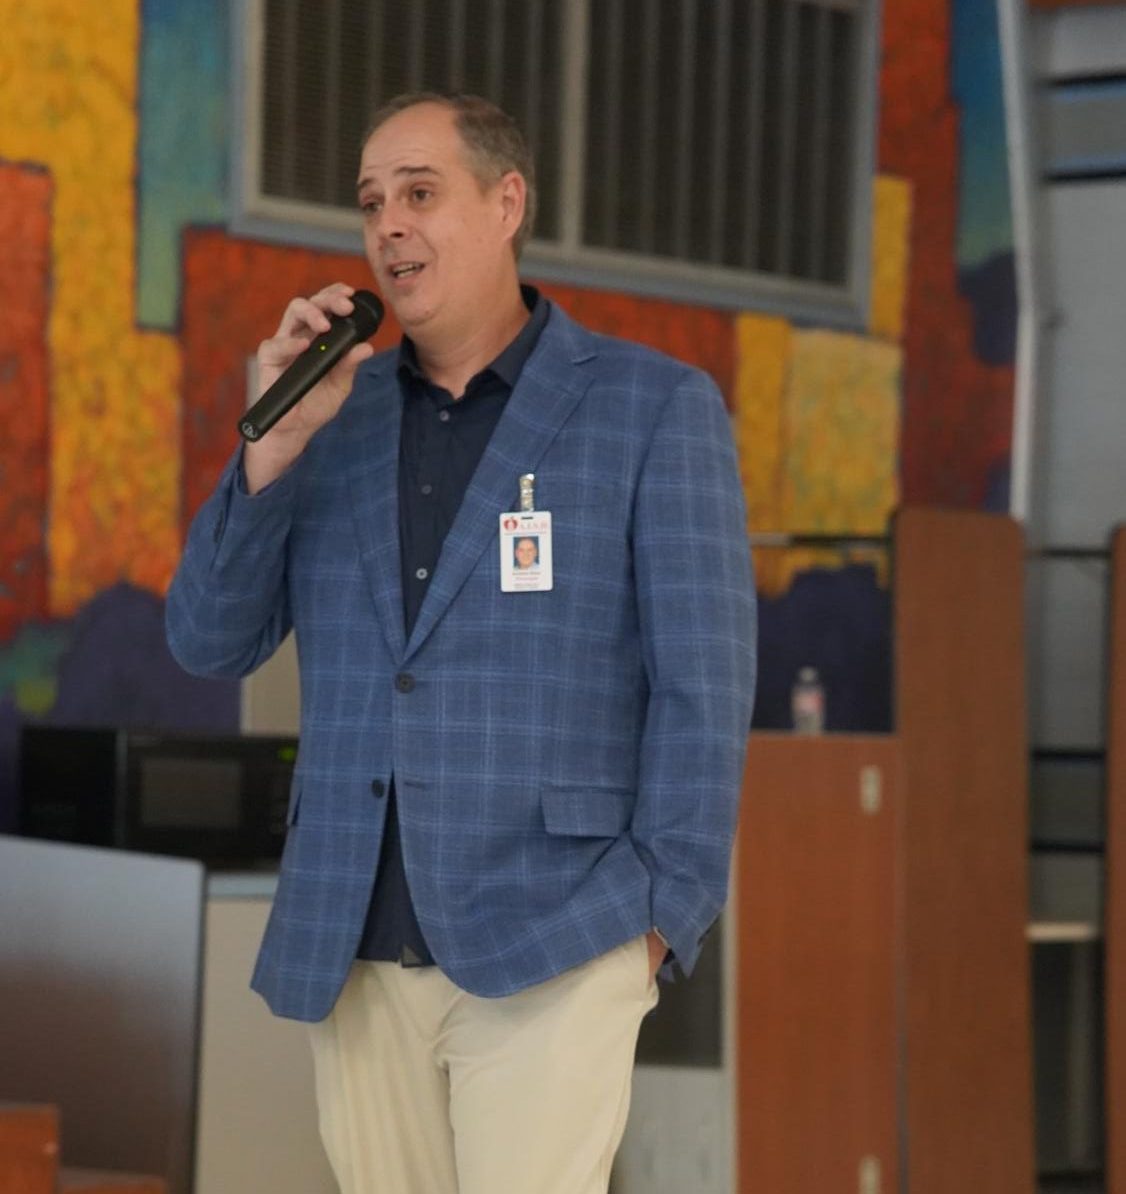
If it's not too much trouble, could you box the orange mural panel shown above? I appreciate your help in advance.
[0,162,51,641]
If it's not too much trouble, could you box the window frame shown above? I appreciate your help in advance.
[231,0,883,328]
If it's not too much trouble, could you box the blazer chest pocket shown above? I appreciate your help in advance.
[541,786,634,838]
[532,479,621,514]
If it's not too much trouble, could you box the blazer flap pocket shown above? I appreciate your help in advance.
[542,786,634,837]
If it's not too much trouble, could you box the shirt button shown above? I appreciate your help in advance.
[420,483,433,496]
[370,779,385,798]
[415,567,429,581]
[395,673,415,693]
[438,410,451,423]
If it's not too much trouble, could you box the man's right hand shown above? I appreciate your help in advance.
[244,282,377,494]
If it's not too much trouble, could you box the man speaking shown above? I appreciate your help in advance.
[166,93,756,1194]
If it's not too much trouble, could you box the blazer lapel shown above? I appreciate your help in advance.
[404,309,596,659]
[341,359,407,661]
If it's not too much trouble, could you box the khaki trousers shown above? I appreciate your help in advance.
[308,935,658,1194]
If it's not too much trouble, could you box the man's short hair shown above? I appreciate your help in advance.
[365,92,537,258]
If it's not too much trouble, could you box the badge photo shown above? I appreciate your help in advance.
[499,511,553,592]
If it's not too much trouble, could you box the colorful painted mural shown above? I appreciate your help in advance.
[0,0,1016,824]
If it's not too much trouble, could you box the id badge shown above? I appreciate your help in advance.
[499,511,553,592]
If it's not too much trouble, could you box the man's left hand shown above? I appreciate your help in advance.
[645,930,667,983]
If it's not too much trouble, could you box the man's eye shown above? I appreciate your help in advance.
[410,188,432,203]
[360,199,381,216]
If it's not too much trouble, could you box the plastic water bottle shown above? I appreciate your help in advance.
[791,666,825,734]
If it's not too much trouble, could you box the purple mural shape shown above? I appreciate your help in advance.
[0,585,239,832]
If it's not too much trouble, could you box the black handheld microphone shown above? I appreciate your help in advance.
[238,290,385,441]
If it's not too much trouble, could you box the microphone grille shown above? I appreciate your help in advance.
[350,290,385,339]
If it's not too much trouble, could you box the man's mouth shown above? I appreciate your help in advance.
[389,263,424,280]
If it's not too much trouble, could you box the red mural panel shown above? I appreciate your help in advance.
[180,230,401,531]
[536,282,735,405]
[0,162,51,641]
[180,230,737,533]
[878,0,1014,508]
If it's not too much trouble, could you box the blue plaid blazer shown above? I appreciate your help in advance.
[166,301,756,1022]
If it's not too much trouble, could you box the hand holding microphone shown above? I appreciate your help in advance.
[240,285,385,494]
[241,285,385,443]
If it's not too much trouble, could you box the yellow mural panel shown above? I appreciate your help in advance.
[732,315,903,598]
[869,174,913,343]
[781,331,901,537]
[0,0,181,616]
[732,313,791,534]
[732,314,793,597]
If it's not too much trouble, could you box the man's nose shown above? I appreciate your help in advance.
[376,202,409,244]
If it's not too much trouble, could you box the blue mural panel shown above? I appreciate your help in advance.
[137,0,229,328]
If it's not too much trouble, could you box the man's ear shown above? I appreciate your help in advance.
[497,171,526,242]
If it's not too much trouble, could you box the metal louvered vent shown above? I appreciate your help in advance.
[249,0,874,314]
[260,0,565,238]
[584,0,858,284]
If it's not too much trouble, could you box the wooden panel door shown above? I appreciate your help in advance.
[737,734,899,1194]
[894,508,1035,1194]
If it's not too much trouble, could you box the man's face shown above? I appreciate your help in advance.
[515,538,538,569]
[356,103,523,343]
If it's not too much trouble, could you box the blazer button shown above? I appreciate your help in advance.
[370,779,385,798]
[395,673,415,693]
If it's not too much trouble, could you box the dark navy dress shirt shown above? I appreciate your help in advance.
[356,286,548,965]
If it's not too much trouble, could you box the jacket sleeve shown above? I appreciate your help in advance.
[165,449,300,679]
[629,369,757,977]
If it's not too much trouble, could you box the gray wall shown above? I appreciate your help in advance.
[1026,6,1126,1174]
[1028,3,1126,754]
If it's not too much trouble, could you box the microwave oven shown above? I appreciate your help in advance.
[18,726,298,868]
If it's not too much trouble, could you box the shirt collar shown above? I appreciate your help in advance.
[397,285,547,394]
